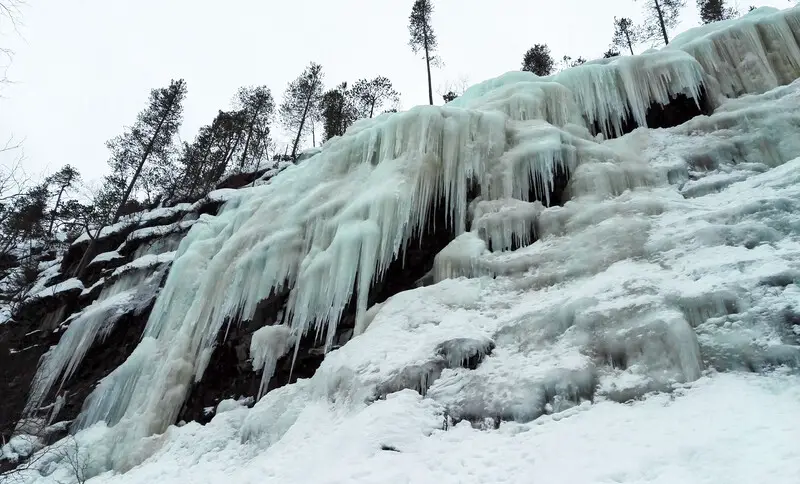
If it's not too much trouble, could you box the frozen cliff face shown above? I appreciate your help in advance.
[8,6,800,482]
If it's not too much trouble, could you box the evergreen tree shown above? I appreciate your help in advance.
[280,62,324,161]
[320,82,357,142]
[176,109,247,199]
[234,85,274,170]
[603,48,622,58]
[698,0,737,23]
[408,0,439,105]
[44,164,80,238]
[639,0,686,45]
[612,17,640,55]
[521,44,555,76]
[351,77,400,118]
[106,79,187,223]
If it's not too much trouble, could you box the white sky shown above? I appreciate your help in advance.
[0,0,793,184]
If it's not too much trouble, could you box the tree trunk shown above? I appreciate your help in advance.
[653,0,670,45]
[423,28,433,105]
[47,185,66,237]
[290,82,318,161]
[239,102,263,170]
[369,98,376,118]
[624,30,635,55]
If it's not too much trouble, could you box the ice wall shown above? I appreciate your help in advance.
[668,6,800,98]
[26,5,800,474]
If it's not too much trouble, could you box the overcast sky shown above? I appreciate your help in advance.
[0,0,792,184]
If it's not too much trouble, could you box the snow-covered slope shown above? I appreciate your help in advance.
[9,6,800,483]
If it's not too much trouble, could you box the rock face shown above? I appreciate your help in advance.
[0,88,710,445]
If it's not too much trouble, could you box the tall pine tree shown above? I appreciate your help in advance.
[639,0,686,45]
[612,17,640,55]
[106,79,186,223]
[280,63,324,161]
[408,0,438,105]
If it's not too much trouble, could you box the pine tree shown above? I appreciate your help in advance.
[320,82,357,142]
[698,0,737,23]
[234,85,274,171]
[44,165,80,238]
[351,77,400,119]
[280,62,324,161]
[612,17,640,55]
[106,79,187,223]
[176,109,247,199]
[521,44,555,76]
[639,0,686,45]
[603,48,622,58]
[408,0,439,105]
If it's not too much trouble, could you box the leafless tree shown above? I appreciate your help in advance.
[0,1,25,89]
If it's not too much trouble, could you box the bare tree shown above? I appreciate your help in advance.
[0,0,25,89]
[438,75,470,103]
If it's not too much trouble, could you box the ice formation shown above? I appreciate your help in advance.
[17,5,800,478]
[249,324,291,399]
[24,264,167,416]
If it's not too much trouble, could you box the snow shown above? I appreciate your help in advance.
[16,372,800,484]
[71,204,195,245]
[88,251,124,267]
[25,278,84,302]
[10,11,800,482]
[110,252,175,278]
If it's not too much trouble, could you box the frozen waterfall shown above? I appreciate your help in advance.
[20,5,800,476]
